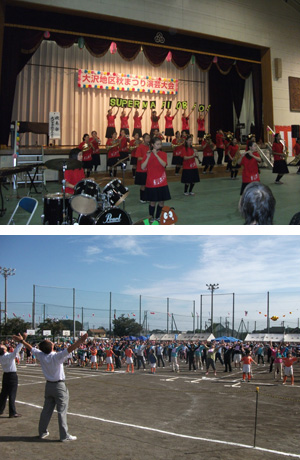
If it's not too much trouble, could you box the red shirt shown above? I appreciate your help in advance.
[151,116,160,130]
[107,115,116,128]
[165,115,174,130]
[181,147,197,170]
[106,139,120,159]
[172,138,185,157]
[125,348,134,358]
[197,118,205,131]
[272,141,284,161]
[216,133,225,149]
[181,116,189,131]
[78,141,92,162]
[294,143,300,156]
[129,139,139,158]
[202,140,215,157]
[89,137,100,154]
[143,151,168,188]
[120,116,129,129]
[241,356,255,365]
[65,169,85,195]
[241,153,260,183]
[228,144,239,160]
[134,116,142,129]
[118,136,129,152]
[282,357,297,367]
[224,139,230,155]
[136,143,149,173]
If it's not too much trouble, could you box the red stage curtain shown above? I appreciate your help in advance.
[143,45,169,67]
[215,57,235,75]
[171,50,192,70]
[84,37,111,58]
[195,54,213,71]
[116,41,141,61]
[50,32,77,48]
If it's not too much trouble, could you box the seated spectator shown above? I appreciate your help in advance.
[239,182,276,225]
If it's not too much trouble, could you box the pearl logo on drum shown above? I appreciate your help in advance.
[103,213,122,224]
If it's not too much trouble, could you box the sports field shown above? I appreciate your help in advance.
[1,361,299,460]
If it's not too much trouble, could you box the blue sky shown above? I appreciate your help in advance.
[1,235,300,331]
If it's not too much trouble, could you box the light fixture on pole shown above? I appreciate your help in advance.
[0,266,16,325]
[206,283,219,335]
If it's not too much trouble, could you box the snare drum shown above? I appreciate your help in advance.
[43,193,72,225]
[103,179,129,207]
[78,207,132,225]
[70,179,101,215]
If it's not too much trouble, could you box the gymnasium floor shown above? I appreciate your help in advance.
[1,168,299,225]
[0,360,299,460]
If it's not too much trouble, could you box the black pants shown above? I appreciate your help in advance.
[114,356,122,368]
[257,354,264,364]
[224,360,232,372]
[189,359,196,371]
[137,355,145,369]
[0,372,18,416]
[217,148,224,165]
[157,355,165,367]
[215,352,224,365]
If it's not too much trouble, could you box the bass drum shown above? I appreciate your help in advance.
[43,193,72,225]
[78,207,132,225]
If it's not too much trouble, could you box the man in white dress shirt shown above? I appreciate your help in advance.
[0,334,26,417]
[14,332,88,442]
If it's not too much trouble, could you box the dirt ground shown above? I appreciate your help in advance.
[0,360,299,460]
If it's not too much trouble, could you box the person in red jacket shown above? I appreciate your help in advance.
[106,107,120,139]
[118,129,129,162]
[78,133,93,177]
[199,134,216,174]
[164,108,179,142]
[181,135,200,196]
[65,148,85,195]
[227,138,241,179]
[237,140,261,204]
[106,131,120,177]
[181,107,195,135]
[120,108,132,136]
[89,131,101,172]
[150,108,164,137]
[135,133,150,203]
[272,133,289,184]
[132,108,146,137]
[141,136,171,221]
[197,112,207,143]
[172,131,185,175]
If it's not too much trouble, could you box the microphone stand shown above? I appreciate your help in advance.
[62,162,68,225]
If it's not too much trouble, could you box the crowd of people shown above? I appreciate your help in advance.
[62,106,300,223]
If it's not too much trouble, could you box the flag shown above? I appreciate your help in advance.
[245,311,248,317]
[114,313,116,319]
[92,314,95,317]
[13,313,17,317]
[191,312,194,317]
[29,314,31,318]
[150,312,155,315]
[77,314,80,318]
[168,313,171,317]
[132,314,136,317]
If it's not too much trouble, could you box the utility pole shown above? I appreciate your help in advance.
[0,267,16,325]
[206,284,219,335]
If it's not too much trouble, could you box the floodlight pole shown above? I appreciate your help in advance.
[0,267,16,325]
[206,283,219,336]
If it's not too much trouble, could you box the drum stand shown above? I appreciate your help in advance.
[61,162,69,225]
[121,162,126,211]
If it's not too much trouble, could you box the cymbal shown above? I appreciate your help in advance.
[44,158,82,171]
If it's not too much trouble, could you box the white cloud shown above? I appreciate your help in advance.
[106,236,148,256]
[86,246,102,256]
[153,263,179,270]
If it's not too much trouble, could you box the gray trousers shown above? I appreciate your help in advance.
[39,381,69,440]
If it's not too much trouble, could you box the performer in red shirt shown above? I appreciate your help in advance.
[293,137,300,174]
[132,108,146,137]
[246,134,256,151]
[197,112,207,143]
[89,130,101,172]
[152,129,164,141]
[164,108,179,142]
[237,140,261,197]
[227,138,241,179]
[118,129,129,162]
[172,131,185,175]
[215,129,225,165]
[78,133,93,177]
[150,108,164,137]
[65,148,85,194]
[181,107,195,135]
[135,133,150,203]
[272,133,289,184]
[120,108,132,136]
[129,132,141,178]
[181,135,200,196]
[141,136,171,221]
[199,134,216,174]
[106,131,120,177]
[106,107,120,139]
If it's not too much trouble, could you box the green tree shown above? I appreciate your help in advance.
[1,317,31,336]
[112,314,142,337]
[36,318,64,337]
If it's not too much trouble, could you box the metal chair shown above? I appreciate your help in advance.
[7,196,38,225]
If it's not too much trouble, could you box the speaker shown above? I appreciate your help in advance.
[274,58,282,79]
[291,125,300,138]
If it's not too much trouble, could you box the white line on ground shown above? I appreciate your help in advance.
[15,400,300,458]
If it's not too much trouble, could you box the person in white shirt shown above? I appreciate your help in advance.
[0,335,25,417]
[14,332,88,442]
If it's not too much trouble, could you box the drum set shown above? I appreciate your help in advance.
[42,158,132,225]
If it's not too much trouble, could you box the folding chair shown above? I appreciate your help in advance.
[7,196,38,225]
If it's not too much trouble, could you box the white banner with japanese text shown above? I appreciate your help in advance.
[78,69,178,95]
